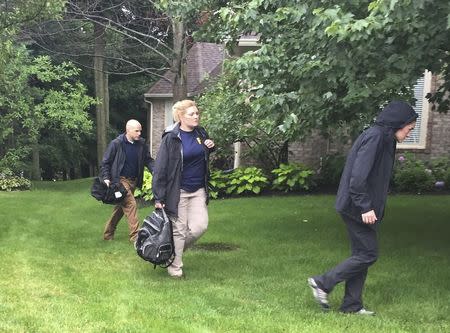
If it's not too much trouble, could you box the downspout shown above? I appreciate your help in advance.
[144,96,154,157]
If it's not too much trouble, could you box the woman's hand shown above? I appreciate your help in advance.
[204,139,215,149]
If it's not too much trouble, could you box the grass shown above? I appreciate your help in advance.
[0,179,449,333]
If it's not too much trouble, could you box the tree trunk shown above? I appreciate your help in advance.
[171,18,187,102]
[94,21,109,168]
[233,142,241,169]
[279,140,289,165]
[31,143,40,180]
[104,72,109,130]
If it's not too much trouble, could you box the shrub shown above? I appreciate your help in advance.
[430,157,450,180]
[134,169,153,201]
[0,168,31,191]
[444,169,450,190]
[208,169,231,199]
[317,153,346,187]
[226,167,269,195]
[393,154,435,193]
[271,163,315,192]
[428,157,450,190]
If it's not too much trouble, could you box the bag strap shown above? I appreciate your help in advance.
[159,207,168,222]
[154,207,175,269]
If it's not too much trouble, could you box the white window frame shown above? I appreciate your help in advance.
[397,70,431,150]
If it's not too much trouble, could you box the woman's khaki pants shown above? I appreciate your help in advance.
[168,188,208,277]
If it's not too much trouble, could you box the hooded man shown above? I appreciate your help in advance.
[308,100,418,315]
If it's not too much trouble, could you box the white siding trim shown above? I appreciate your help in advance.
[164,100,174,127]
[397,70,431,150]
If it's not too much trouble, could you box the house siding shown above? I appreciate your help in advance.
[149,99,166,157]
[287,76,450,167]
[145,42,225,158]
[288,132,350,168]
[411,75,450,161]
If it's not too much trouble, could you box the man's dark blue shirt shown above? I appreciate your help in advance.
[120,135,139,178]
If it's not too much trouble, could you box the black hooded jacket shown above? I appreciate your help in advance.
[152,123,213,217]
[100,134,154,189]
[335,101,418,223]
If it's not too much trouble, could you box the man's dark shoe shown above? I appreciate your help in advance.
[307,277,330,311]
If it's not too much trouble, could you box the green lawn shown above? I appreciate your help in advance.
[0,179,449,333]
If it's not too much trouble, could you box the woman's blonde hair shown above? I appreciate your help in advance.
[172,99,197,122]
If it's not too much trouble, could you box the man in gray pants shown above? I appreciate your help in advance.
[308,101,418,315]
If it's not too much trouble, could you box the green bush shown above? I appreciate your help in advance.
[226,167,269,195]
[134,169,153,201]
[317,153,346,187]
[393,154,435,193]
[430,157,450,181]
[271,163,315,192]
[429,157,450,190]
[444,169,450,190]
[0,168,31,191]
[208,169,231,199]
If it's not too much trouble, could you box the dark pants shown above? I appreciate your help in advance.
[314,214,378,312]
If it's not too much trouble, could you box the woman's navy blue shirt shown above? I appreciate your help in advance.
[179,129,205,192]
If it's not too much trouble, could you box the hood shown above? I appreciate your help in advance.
[375,100,418,130]
[162,122,180,138]
[162,123,203,139]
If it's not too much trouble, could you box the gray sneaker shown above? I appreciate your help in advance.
[355,308,375,316]
[307,278,330,310]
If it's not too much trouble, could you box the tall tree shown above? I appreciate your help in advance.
[0,48,94,179]
[0,0,66,32]
[28,0,201,166]
[93,19,109,166]
[197,0,450,155]
[1,0,95,179]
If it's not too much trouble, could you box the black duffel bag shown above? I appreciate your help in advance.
[90,177,128,204]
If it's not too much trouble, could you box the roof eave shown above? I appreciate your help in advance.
[144,92,197,101]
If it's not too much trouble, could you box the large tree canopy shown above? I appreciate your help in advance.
[0,0,65,31]
[0,46,95,178]
[27,0,213,165]
[197,0,450,156]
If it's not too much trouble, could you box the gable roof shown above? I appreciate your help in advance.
[145,42,225,98]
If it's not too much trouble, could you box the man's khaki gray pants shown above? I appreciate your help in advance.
[103,177,139,242]
[168,188,208,277]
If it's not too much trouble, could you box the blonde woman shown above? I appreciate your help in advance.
[152,100,215,278]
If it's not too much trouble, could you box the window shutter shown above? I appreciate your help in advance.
[402,77,424,144]
[397,70,431,149]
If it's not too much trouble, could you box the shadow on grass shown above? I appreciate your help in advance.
[191,242,240,252]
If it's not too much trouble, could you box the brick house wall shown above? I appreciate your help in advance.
[405,75,450,161]
[288,132,350,168]
[287,75,450,168]
[423,110,450,159]
[144,41,449,167]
